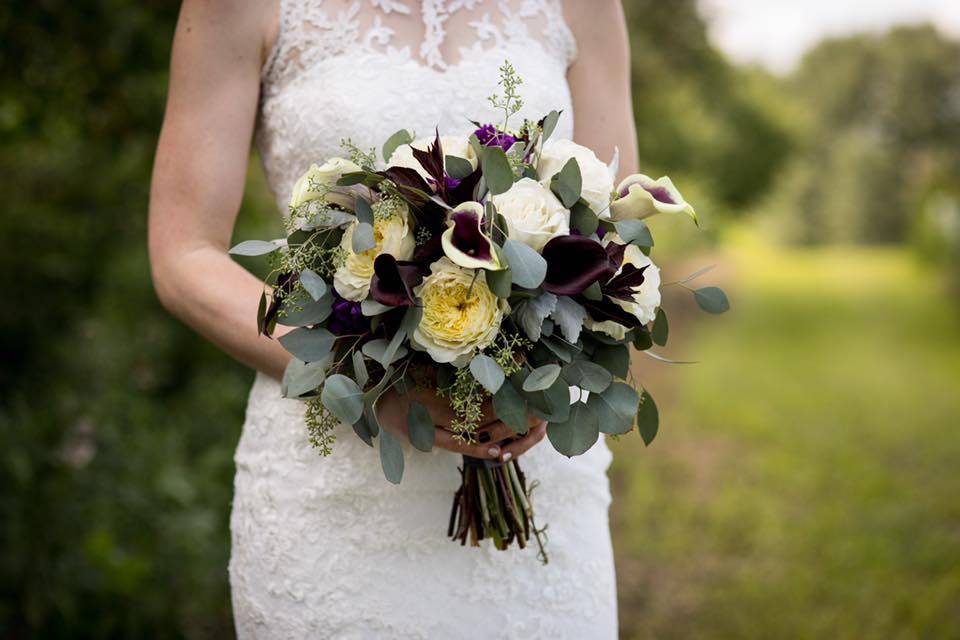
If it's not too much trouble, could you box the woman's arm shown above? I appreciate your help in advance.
[564,0,640,179]
[148,0,291,380]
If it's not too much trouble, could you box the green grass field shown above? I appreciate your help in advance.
[610,230,960,639]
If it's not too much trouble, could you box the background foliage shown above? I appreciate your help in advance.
[1,1,958,637]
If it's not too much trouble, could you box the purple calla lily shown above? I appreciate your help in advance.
[369,254,426,307]
[440,202,502,270]
[541,235,614,295]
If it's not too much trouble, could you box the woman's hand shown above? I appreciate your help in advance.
[377,387,547,463]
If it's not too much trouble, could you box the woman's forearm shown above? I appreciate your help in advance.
[152,244,291,380]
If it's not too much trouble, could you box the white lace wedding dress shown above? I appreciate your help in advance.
[230,1,618,637]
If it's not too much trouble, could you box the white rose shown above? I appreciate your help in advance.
[333,207,416,301]
[411,258,507,366]
[387,136,477,181]
[491,178,570,252]
[537,139,615,217]
[584,234,661,340]
[289,157,361,209]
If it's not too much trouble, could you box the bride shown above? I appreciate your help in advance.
[149,1,638,637]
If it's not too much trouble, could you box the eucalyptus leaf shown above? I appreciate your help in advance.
[562,361,613,393]
[400,305,423,334]
[406,400,436,452]
[547,401,599,457]
[537,377,573,423]
[677,264,717,285]
[351,222,376,253]
[299,268,328,301]
[570,200,599,236]
[540,335,577,363]
[352,350,369,388]
[277,291,333,327]
[643,351,698,365]
[614,219,655,247]
[694,286,730,314]
[486,265,512,298]
[361,299,392,316]
[362,337,409,367]
[502,239,546,289]
[281,358,327,399]
[637,389,659,445]
[652,308,669,346]
[470,354,505,394]
[382,128,413,163]
[541,110,561,144]
[354,197,374,225]
[378,427,405,484]
[321,374,364,424]
[633,326,653,351]
[278,327,336,362]
[445,155,474,180]
[523,364,562,392]
[479,146,514,195]
[588,381,638,435]
[493,381,529,434]
[351,414,374,447]
[550,158,582,208]
[592,343,630,379]
[229,239,280,257]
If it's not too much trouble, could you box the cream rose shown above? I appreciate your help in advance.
[537,139,615,217]
[585,234,661,340]
[289,157,361,209]
[387,136,477,181]
[333,208,415,301]
[490,178,569,252]
[411,258,506,366]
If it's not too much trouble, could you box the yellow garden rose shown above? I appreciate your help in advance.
[411,258,507,366]
[333,208,415,301]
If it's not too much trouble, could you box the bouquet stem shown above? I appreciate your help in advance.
[448,455,548,564]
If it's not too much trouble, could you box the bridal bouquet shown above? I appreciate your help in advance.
[230,64,728,562]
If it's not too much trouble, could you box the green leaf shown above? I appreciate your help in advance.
[470,354,505,394]
[547,401,599,457]
[694,286,730,314]
[351,415,374,447]
[582,282,603,301]
[277,291,333,327]
[400,305,422,334]
[278,327,336,362]
[382,128,413,163]
[352,351,369,388]
[256,290,267,334]
[360,299,392,316]
[652,308,669,346]
[351,222,376,253]
[406,400,435,452]
[570,200,599,235]
[502,239,546,289]
[486,265,512,298]
[378,427,405,484]
[492,382,529,434]
[362,336,409,367]
[299,268,327,301]
[615,220,654,247]
[445,155,474,180]
[562,361,613,393]
[531,377,572,423]
[523,364,562,392]
[479,146,514,195]
[541,110,561,143]
[677,264,717,285]
[321,374,364,424]
[588,381,638,435]
[281,358,327,398]
[637,389,659,445]
[550,158,582,207]
[354,197,374,225]
[633,326,653,351]
[229,239,279,257]
[540,335,577,363]
[592,343,630,378]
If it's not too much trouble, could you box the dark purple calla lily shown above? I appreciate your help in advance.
[369,254,426,307]
[541,235,614,296]
[440,203,501,270]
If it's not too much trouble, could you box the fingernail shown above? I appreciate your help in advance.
[488,446,500,457]
[478,431,491,443]
[501,452,513,462]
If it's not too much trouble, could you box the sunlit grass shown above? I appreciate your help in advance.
[611,229,960,639]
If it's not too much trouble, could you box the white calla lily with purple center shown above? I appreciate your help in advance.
[610,173,698,224]
[440,202,502,271]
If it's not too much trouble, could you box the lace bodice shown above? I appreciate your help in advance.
[256,0,577,211]
[233,3,619,638]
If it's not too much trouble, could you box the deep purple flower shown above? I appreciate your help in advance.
[473,124,517,152]
[328,292,370,336]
